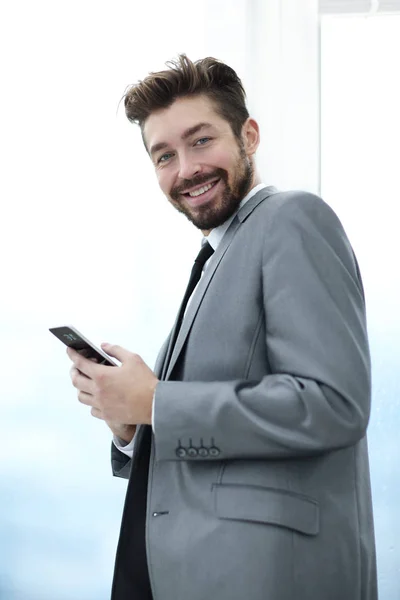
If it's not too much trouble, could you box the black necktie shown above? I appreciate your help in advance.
[164,241,215,374]
[176,241,215,334]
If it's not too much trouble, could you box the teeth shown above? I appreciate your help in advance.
[188,182,215,197]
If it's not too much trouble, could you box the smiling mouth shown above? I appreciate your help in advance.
[182,179,220,198]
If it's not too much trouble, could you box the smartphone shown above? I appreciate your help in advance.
[49,325,117,366]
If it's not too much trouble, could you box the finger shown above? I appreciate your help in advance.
[77,390,99,409]
[100,343,130,363]
[70,367,95,394]
[70,365,90,381]
[67,348,97,378]
[66,347,79,362]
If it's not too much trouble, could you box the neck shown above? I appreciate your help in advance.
[201,174,263,236]
[252,172,262,187]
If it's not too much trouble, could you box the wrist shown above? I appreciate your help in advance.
[109,423,136,443]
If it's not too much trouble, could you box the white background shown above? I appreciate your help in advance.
[0,2,398,598]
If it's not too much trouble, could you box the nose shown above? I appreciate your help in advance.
[177,153,202,181]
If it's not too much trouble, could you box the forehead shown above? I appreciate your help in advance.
[143,95,230,150]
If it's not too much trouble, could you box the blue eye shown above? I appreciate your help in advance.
[196,137,210,145]
[158,152,173,163]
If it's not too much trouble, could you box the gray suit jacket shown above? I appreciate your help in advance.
[111,187,377,600]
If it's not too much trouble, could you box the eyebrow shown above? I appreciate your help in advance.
[149,122,214,157]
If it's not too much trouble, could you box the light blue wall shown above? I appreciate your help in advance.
[321,15,400,599]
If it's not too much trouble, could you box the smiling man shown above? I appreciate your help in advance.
[68,55,377,600]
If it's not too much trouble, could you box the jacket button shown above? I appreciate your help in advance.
[187,447,198,457]
[176,447,187,458]
[209,446,220,457]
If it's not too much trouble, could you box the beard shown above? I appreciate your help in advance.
[169,144,254,231]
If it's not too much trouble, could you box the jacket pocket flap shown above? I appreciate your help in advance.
[213,483,319,536]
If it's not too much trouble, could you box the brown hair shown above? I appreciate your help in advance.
[124,54,249,142]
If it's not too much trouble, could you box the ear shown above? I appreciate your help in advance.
[242,118,260,156]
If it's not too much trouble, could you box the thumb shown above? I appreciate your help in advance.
[101,342,131,363]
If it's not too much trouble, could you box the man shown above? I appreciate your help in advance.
[67,55,377,599]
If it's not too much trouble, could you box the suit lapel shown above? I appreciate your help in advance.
[237,185,278,224]
[165,185,278,380]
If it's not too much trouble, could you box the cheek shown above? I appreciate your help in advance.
[212,148,239,176]
[210,148,231,169]
[157,170,172,195]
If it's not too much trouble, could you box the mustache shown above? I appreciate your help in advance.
[171,169,226,200]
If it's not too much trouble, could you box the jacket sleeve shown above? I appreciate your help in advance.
[152,193,372,461]
[111,442,132,479]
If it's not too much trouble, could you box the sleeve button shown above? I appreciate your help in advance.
[209,446,220,457]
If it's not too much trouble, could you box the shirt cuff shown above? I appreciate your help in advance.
[112,390,156,459]
[113,434,135,459]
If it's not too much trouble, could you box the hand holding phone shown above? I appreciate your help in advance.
[49,325,117,366]
[50,324,156,434]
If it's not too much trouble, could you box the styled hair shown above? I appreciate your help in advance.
[123,54,250,142]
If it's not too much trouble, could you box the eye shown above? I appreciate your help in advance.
[195,137,211,146]
[158,152,174,164]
